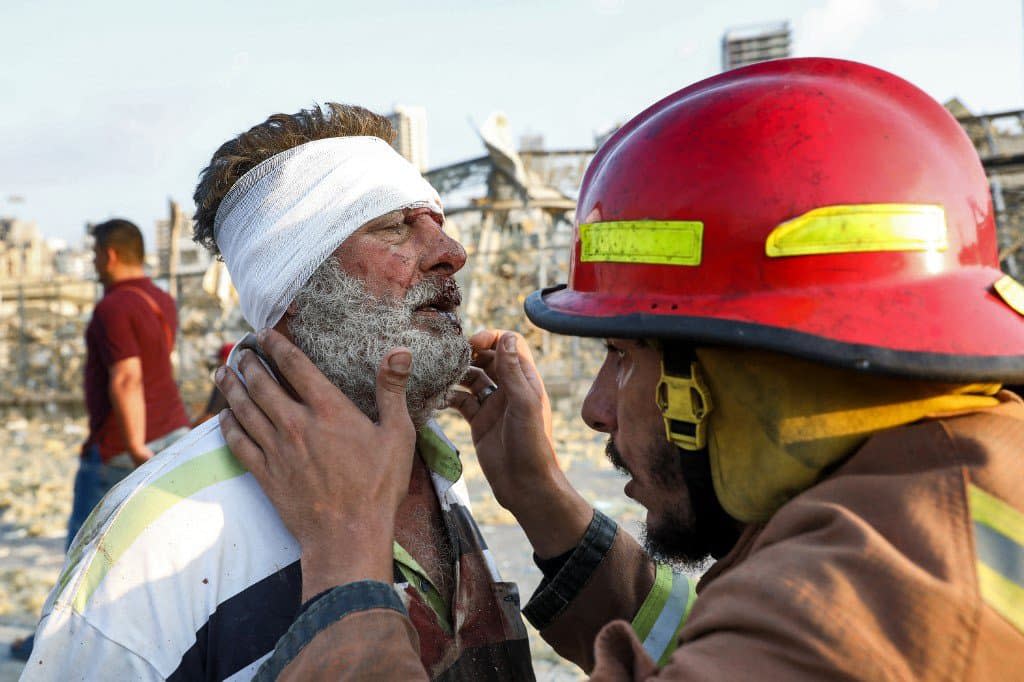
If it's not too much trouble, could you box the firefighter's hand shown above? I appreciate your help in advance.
[449,330,591,557]
[216,329,415,600]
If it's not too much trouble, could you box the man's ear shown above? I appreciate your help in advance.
[272,303,298,342]
[105,247,120,267]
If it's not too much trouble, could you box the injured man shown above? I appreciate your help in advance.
[24,102,535,681]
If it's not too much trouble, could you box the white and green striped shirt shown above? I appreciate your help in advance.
[25,416,483,680]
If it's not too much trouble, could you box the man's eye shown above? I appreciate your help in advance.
[379,225,410,239]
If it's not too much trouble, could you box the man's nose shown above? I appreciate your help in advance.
[581,359,617,433]
[422,227,467,276]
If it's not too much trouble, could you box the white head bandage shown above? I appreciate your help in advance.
[214,136,443,330]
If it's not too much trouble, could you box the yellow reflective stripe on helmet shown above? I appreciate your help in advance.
[631,564,697,664]
[969,484,1024,634]
[765,204,948,257]
[580,221,703,265]
[994,275,1024,317]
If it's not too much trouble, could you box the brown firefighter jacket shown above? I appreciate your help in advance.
[255,396,1024,680]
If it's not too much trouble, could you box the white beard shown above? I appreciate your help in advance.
[288,258,471,427]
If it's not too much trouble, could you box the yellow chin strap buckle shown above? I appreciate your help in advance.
[656,358,713,450]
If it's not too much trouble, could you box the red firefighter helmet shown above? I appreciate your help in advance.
[526,58,1024,382]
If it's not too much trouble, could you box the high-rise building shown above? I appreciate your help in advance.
[721,22,791,71]
[0,218,52,281]
[387,105,429,172]
[155,213,210,275]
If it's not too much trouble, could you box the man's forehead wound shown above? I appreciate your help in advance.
[406,207,443,227]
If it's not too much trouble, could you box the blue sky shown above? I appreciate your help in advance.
[2,0,1022,245]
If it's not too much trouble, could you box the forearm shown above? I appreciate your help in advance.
[503,471,595,559]
[109,374,148,464]
[525,511,668,672]
[298,525,395,603]
[256,582,428,681]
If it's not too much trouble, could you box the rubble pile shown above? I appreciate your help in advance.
[0,407,629,680]
[451,209,607,404]
[0,415,83,623]
[0,280,96,408]
[0,273,249,418]
[1,225,618,678]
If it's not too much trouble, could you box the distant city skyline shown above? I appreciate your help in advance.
[3,0,1022,244]
[388,105,430,173]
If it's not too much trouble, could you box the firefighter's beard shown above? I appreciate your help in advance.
[606,438,739,571]
[288,258,471,429]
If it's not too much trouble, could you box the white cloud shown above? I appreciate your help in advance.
[795,0,882,55]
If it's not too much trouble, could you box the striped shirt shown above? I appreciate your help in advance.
[27,418,532,680]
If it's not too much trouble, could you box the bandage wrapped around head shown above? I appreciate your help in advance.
[214,136,443,330]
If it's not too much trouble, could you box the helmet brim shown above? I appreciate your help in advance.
[526,272,1024,383]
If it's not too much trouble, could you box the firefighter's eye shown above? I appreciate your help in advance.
[605,342,626,360]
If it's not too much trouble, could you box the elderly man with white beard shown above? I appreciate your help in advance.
[24,103,535,681]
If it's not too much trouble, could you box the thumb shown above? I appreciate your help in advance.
[377,348,413,428]
[495,333,531,406]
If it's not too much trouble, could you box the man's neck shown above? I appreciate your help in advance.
[107,265,146,285]
[394,453,456,608]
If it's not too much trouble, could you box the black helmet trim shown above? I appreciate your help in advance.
[525,286,1024,383]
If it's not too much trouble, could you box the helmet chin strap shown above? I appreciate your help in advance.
[657,342,742,559]
[656,343,713,451]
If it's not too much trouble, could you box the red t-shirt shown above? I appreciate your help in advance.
[83,277,190,460]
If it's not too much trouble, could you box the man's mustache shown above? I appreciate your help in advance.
[605,438,632,477]
[407,277,462,311]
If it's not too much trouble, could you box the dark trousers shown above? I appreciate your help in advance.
[66,427,188,550]
[66,445,133,551]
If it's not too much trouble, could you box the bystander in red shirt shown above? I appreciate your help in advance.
[83,277,189,461]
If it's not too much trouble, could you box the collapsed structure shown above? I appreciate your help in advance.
[3,104,1023,411]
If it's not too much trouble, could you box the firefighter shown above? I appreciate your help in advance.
[218,58,1024,679]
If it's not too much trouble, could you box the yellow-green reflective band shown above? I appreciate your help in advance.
[969,484,1024,633]
[765,204,948,258]
[73,447,247,613]
[632,564,696,664]
[632,563,673,642]
[970,485,1024,551]
[580,221,703,265]
[994,275,1024,317]
[656,576,697,667]
[977,563,1024,634]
